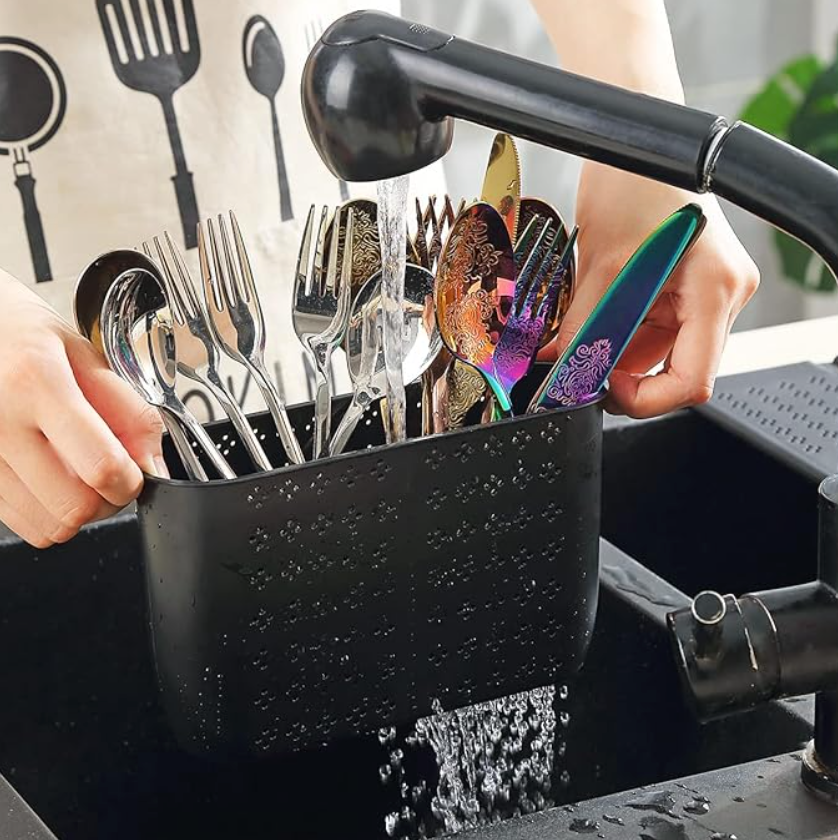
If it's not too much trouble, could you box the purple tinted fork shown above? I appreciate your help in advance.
[494,224,578,396]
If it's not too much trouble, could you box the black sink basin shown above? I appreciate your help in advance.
[0,368,825,839]
[603,409,819,597]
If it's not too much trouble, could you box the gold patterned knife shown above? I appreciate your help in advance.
[481,132,521,242]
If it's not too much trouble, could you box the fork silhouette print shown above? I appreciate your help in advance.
[97,0,201,248]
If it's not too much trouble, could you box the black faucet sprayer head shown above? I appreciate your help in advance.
[302,13,454,181]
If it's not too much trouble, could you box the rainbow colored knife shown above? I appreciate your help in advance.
[528,203,706,412]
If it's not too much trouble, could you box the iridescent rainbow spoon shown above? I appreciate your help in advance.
[529,203,706,412]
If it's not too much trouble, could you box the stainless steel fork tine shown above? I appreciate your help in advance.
[413,198,430,269]
[422,195,437,231]
[149,235,190,325]
[427,196,439,231]
[216,215,242,310]
[163,231,200,318]
[443,195,456,228]
[325,207,341,295]
[311,206,331,296]
[428,199,446,268]
[295,205,317,298]
[197,222,223,313]
[339,209,354,306]
[229,211,258,304]
[206,218,236,313]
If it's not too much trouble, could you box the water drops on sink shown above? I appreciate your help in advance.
[568,817,600,833]
[626,790,679,817]
[683,795,711,815]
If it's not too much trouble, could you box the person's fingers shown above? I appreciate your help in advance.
[68,339,167,478]
[35,380,145,509]
[606,302,730,418]
[554,274,607,356]
[1,429,121,542]
[0,454,116,548]
[612,321,674,375]
[0,495,50,549]
[0,455,62,542]
[0,338,146,507]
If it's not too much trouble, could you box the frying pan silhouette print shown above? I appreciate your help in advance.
[0,37,67,283]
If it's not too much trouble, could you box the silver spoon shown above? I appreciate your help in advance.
[328,264,441,457]
[101,271,236,481]
[75,250,207,482]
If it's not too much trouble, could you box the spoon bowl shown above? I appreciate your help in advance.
[101,272,236,480]
[74,249,164,354]
[434,202,515,414]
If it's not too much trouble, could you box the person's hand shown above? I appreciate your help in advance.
[0,271,166,548]
[546,163,760,418]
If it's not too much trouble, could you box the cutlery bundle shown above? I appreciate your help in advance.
[87,132,699,757]
[78,133,705,482]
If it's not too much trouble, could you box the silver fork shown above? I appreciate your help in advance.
[197,211,305,465]
[143,233,273,472]
[293,205,354,459]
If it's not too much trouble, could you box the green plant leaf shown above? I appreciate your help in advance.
[774,230,833,292]
[740,54,822,140]
[789,57,838,169]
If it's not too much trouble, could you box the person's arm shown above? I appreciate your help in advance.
[530,0,760,418]
[530,0,686,101]
[0,269,165,548]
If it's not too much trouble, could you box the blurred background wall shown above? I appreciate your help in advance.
[403,0,838,332]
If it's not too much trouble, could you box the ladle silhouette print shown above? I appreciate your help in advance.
[97,0,201,248]
[0,37,67,283]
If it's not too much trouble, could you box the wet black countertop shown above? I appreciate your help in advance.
[5,749,837,838]
[1,774,57,840]
[463,753,838,840]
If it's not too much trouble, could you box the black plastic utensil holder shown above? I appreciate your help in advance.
[136,375,603,758]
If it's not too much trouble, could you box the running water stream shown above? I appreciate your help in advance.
[381,686,564,838]
[376,175,410,443]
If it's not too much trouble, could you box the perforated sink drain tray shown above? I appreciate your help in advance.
[699,361,838,482]
[137,376,603,757]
